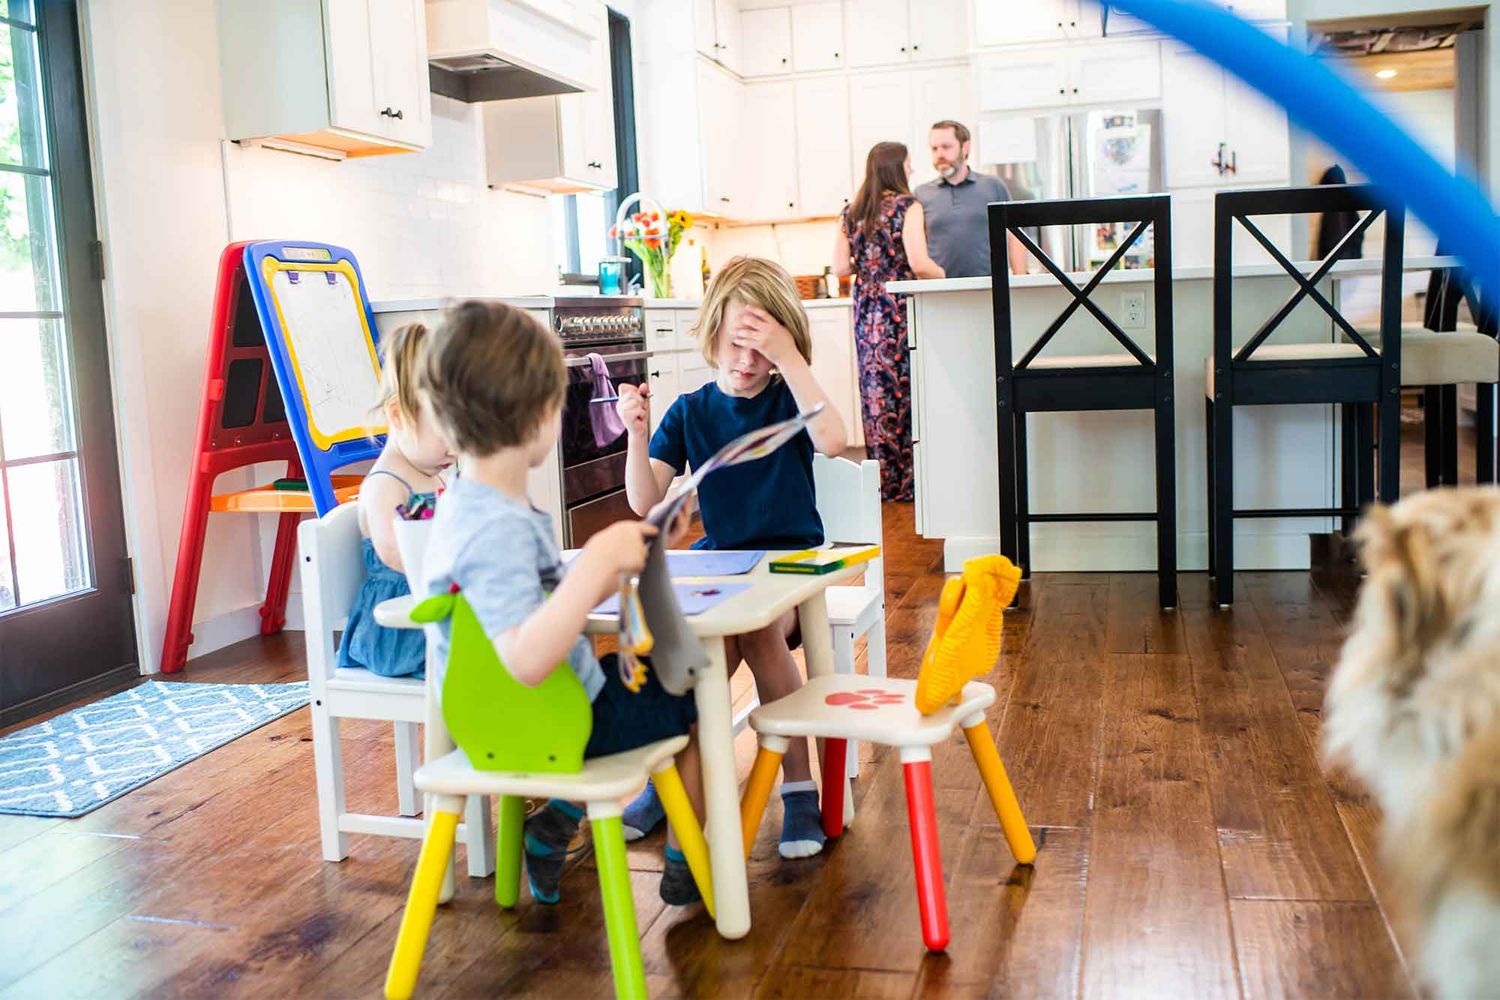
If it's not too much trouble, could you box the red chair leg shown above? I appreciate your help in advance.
[902,756,949,952]
[821,738,848,839]
[260,510,301,634]
[161,466,215,673]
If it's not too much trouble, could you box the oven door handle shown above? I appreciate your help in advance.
[567,350,652,367]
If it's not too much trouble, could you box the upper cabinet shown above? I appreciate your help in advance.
[219,0,432,158]
[696,0,743,75]
[741,7,793,77]
[743,81,801,217]
[976,0,1097,48]
[1103,0,1286,37]
[976,41,1158,113]
[846,0,967,68]
[481,1,615,193]
[794,76,854,216]
[791,3,845,72]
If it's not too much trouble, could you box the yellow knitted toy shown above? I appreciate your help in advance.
[914,555,1022,715]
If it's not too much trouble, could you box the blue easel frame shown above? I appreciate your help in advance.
[242,240,385,515]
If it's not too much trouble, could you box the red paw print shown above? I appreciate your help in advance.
[825,689,906,711]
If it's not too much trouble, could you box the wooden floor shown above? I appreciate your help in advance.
[0,419,1468,999]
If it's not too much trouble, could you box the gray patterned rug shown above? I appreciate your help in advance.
[0,680,310,818]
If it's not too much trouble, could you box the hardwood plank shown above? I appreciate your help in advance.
[1230,900,1415,1000]
[1081,654,1237,1000]
[757,965,916,999]
[1104,573,1188,655]
[1182,587,1371,902]
[912,825,1089,1000]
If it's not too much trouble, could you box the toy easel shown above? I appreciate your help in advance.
[160,241,382,672]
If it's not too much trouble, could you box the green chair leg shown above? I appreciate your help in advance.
[495,795,525,908]
[590,810,647,1000]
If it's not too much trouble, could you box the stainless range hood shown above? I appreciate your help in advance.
[427,0,596,103]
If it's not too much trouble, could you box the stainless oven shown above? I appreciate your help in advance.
[554,297,646,547]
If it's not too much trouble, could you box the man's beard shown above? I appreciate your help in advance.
[937,162,958,179]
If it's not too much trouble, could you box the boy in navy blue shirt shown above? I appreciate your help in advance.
[617,256,849,858]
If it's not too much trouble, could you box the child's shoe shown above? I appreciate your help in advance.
[659,845,703,906]
[778,786,826,859]
[622,780,665,842]
[523,799,582,904]
[914,556,1020,715]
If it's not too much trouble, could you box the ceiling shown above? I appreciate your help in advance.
[1311,11,1483,93]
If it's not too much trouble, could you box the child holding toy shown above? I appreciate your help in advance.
[417,301,704,906]
[617,256,849,858]
[337,322,452,679]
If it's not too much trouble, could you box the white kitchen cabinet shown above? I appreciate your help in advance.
[907,0,967,62]
[808,308,861,450]
[743,82,802,220]
[975,0,1094,48]
[698,60,745,214]
[1104,0,1285,36]
[741,7,793,77]
[646,309,678,355]
[791,2,845,72]
[844,0,908,67]
[678,352,716,397]
[848,72,914,179]
[1170,187,1294,269]
[647,352,680,435]
[675,310,701,352]
[695,0,742,74]
[975,41,1157,112]
[793,76,854,217]
[846,0,968,68]
[481,1,614,192]
[219,0,432,158]
[1162,40,1287,190]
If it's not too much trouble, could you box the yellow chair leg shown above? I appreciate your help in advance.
[739,741,786,859]
[652,763,716,919]
[962,721,1036,865]
[385,808,460,1000]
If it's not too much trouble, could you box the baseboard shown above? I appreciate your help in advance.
[1,664,141,728]
[184,599,306,662]
[942,528,1323,574]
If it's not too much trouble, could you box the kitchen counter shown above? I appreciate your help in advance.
[644,297,852,310]
[903,256,1451,574]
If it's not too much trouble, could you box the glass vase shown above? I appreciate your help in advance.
[646,260,672,299]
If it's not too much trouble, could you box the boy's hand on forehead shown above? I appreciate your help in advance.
[730,304,799,370]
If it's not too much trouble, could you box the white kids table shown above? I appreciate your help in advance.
[377,552,864,941]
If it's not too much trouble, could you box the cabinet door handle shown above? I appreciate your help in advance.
[720,196,731,202]
[588,160,602,168]
[900,45,907,52]
[781,57,788,64]
[380,107,405,120]
[1071,87,1079,94]
[1058,88,1066,95]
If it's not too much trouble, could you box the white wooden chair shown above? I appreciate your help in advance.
[299,503,493,875]
[728,456,886,779]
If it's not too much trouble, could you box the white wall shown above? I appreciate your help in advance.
[82,0,558,672]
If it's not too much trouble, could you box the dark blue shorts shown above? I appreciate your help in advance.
[585,654,698,759]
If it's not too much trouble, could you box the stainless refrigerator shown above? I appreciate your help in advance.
[977,108,1165,272]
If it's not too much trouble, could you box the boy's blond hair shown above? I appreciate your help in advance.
[419,301,566,455]
[694,256,812,368]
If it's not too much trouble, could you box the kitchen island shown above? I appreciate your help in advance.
[889,257,1448,574]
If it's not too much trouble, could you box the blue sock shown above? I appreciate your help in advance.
[523,799,583,904]
[659,843,700,906]
[664,844,685,863]
[779,787,826,860]
[622,781,665,842]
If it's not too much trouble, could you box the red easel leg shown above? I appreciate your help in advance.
[821,738,848,839]
[903,756,949,952]
[260,510,300,635]
[161,464,215,674]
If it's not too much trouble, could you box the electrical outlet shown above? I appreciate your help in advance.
[1121,292,1146,330]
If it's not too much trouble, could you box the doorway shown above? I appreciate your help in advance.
[0,0,136,726]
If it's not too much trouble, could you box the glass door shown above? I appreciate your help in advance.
[0,0,136,725]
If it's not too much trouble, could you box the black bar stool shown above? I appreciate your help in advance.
[989,194,1177,608]
[1205,184,1404,607]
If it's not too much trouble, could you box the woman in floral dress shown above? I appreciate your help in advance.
[833,142,946,501]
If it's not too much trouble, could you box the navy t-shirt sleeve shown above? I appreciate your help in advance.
[648,394,690,473]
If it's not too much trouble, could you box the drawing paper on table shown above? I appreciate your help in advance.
[596,582,750,616]
[270,268,381,442]
[665,551,765,577]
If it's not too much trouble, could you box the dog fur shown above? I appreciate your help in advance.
[1324,487,1500,1000]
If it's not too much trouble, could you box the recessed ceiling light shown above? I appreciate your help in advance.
[1375,68,1398,79]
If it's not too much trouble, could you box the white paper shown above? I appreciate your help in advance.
[270,269,381,442]
[978,117,1039,166]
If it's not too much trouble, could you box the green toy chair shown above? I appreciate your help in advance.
[383,585,713,1000]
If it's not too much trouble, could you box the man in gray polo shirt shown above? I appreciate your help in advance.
[915,119,1026,278]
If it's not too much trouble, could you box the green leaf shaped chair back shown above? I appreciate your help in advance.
[410,586,592,774]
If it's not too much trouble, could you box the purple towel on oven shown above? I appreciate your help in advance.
[587,352,627,449]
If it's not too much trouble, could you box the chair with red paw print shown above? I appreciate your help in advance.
[737,555,1036,952]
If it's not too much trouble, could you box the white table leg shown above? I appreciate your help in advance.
[797,594,854,827]
[694,638,751,940]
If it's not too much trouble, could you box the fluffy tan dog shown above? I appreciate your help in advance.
[1324,487,1500,1000]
